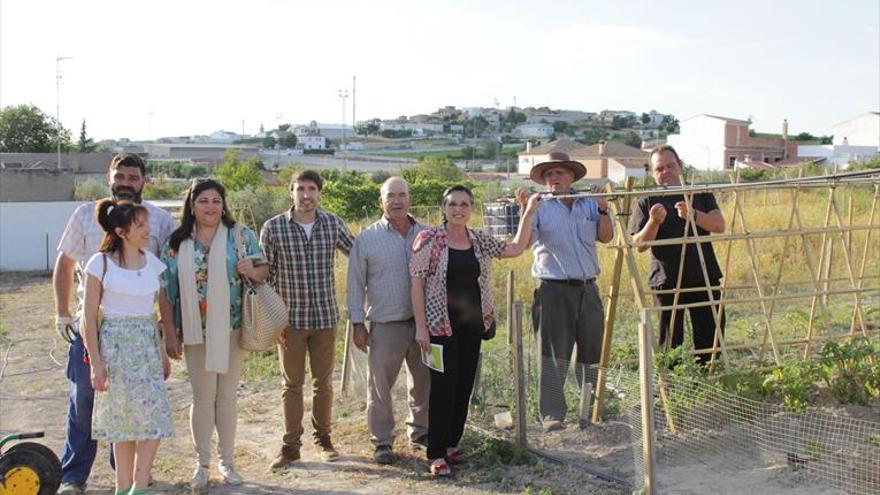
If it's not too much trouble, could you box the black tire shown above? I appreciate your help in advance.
[0,443,62,495]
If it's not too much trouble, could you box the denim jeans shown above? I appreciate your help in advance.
[60,336,114,483]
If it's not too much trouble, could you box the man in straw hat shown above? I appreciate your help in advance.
[525,151,612,432]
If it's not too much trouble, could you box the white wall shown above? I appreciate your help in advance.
[833,113,880,147]
[667,116,727,170]
[518,154,546,175]
[799,144,879,166]
[0,201,83,271]
[608,162,647,184]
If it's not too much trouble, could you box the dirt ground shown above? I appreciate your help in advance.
[0,272,624,495]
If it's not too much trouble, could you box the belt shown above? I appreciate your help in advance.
[541,278,596,287]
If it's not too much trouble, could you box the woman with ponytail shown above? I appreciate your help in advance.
[158,178,267,490]
[81,199,174,495]
[409,185,541,476]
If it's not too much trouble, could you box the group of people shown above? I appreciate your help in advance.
[51,144,726,493]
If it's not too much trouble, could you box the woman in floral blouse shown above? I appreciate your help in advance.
[410,184,541,476]
[158,179,267,490]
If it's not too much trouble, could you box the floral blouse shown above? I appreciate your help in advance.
[160,224,262,334]
[410,226,506,336]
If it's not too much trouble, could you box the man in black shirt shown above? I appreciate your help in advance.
[629,145,726,365]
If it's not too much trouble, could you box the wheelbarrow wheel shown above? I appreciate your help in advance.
[0,443,62,495]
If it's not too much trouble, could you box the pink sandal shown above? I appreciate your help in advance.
[446,447,463,464]
[429,458,451,477]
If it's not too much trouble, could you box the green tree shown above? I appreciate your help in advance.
[610,115,627,130]
[463,116,490,137]
[579,127,608,145]
[74,178,109,200]
[624,131,642,148]
[77,120,97,152]
[143,179,187,200]
[279,134,298,148]
[0,104,71,152]
[552,121,570,135]
[402,156,465,182]
[213,149,263,191]
[262,136,277,149]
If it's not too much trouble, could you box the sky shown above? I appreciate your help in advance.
[1,0,878,141]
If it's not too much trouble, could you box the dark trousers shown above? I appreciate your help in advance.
[60,336,98,484]
[654,289,725,365]
[532,280,604,422]
[427,325,482,460]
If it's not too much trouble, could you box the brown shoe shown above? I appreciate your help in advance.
[269,447,300,470]
[315,435,340,462]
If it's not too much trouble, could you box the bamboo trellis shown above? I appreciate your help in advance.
[590,170,880,421]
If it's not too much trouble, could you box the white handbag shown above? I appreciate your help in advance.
[234,225,289,351]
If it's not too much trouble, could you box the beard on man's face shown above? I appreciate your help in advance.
[112,185,143,203]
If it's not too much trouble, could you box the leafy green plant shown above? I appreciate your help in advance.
[804,439,824,460]
[762,362,822,412]
[819,338,880,406]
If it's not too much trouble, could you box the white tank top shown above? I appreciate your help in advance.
[84,251,166,317]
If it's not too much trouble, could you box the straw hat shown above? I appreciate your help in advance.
[529,151,587,185]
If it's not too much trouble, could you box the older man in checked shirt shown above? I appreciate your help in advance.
[346,177,430,465]
[261,169,354,468]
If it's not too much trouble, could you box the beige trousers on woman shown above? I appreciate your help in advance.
[184,330,244,467]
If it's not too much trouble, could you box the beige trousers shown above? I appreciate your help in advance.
[184,330,244,467]
[367,320,430,447]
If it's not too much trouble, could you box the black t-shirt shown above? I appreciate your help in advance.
[628,193,723,289]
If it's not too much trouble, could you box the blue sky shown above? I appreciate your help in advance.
[2,0,877,140]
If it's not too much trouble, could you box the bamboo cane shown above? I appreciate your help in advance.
[592,178,634,423]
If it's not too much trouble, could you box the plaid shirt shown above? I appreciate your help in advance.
[260,208,354,330]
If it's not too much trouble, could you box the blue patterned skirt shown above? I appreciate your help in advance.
[92,315,174,442]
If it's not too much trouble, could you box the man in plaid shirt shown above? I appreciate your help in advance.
[260,169,354,468]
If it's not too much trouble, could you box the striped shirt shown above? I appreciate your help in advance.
[260,208,354,330]
[531,197,606,280]
[57,200,176,315]
[346,215,426,324]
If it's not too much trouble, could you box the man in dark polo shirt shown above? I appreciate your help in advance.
[629,145,726,365]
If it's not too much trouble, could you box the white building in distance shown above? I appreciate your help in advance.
[833,112,880,147]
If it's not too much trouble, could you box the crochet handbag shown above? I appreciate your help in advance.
[234,224,289,352]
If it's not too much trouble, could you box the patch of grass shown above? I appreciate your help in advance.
[460,430,534,469]
[241,350,279,389]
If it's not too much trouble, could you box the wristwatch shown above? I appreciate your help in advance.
[598,208,609,215]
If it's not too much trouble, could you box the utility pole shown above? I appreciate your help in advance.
[148,109,155,141]
[338,89,349,171]
[56,55,72,168]
[352,75,357,137]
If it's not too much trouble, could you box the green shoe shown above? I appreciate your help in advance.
[114,487,132,495]
[129,489,151,495]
